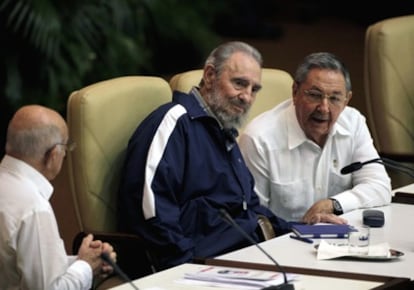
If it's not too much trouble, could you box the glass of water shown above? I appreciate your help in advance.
[348,225,370,255]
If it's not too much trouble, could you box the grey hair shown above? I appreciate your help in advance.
[293,52,352,92]
[199,41,263,87]
[6,124,63,159]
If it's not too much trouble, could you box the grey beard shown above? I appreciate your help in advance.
[215,108,249,129]
[207,88,251,129]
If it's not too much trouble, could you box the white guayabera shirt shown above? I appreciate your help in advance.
[0,155,92,290]
[239,99,391,222]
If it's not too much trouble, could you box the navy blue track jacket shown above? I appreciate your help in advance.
[117,89,290,270]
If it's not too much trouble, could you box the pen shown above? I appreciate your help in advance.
[289,234,313,244]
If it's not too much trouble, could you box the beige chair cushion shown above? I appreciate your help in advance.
[364,15,414,157]
[169,69,202,94]
[67,76,172,233]
[169,68,293,132]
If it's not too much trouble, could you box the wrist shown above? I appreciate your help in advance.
[330,198,343,215]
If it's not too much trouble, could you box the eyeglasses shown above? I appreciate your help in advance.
[56,141,77,152]
[303,89,346,107]
[45,141,77,156]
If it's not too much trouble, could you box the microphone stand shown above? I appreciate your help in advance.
[101,252,140,290]
[341,157,414,178]
[219,209,295,290]
[381,157,414,178]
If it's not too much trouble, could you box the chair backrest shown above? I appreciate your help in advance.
[66,76,172,233]
[169,68,294,131]
[364,15,414,159]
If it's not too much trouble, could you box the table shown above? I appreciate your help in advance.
[213,185,414,280]
[108,262,401,290]
[108,184,414,290]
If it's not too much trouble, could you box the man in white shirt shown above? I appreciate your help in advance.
[0,105,117,289]
[239,52,392,223]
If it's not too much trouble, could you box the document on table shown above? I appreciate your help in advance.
[178,265,299,289]
[316,240,392,260]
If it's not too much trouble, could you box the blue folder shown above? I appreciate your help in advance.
[291,224,354,238]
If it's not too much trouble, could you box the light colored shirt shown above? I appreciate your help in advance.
[239,99,392,221]
[0,155,92,290]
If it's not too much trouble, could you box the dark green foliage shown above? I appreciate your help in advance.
[0,0,221,113]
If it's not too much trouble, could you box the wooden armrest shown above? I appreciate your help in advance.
[257,214,276,240]
[94,274,125,290]
[392,192,414,204]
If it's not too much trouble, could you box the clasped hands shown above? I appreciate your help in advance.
[77,234,117,278]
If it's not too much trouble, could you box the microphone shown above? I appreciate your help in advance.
[218,208,294,290]
[340,158,381,174]
[341,157,414,178]
[100,252,140,290]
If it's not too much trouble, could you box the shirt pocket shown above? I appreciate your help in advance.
[328,170,352,197]
[269,178,312,221]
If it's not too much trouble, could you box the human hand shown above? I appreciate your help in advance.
[302,199,347,224]
[99,242,117,277]
[303,212,348,224]
[77,234,104,276]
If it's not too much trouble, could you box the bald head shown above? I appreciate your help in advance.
[6,105,68,161]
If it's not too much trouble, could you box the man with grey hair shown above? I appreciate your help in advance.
[118,41,342,268]
[239,52,391,224]
[0,105,117,289]
[118,41,291,270]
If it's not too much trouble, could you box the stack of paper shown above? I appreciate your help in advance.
[316,240,391,260]
[181,265,298,289]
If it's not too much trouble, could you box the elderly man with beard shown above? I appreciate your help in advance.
[117,43,349,270]
[117,41,294,270]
